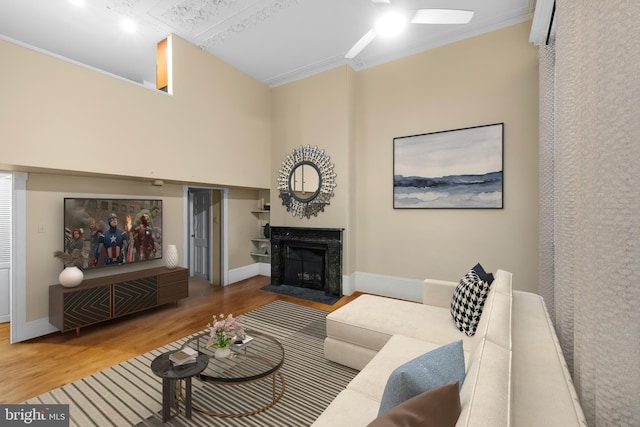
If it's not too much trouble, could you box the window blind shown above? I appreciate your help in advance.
[0,173,11,266]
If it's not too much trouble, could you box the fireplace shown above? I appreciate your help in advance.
[284,244,325,290]
[270,227,344,296]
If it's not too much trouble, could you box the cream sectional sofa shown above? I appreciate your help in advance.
[313,269,587,427]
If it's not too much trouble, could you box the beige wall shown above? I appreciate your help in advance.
[270,21,539,290]
[7,21,540,326]
[355,21,539,288]
[227,187,263,270]
[1,34,274,323]
[270,66,356,273]
[25,174,183,321]
[0,35,271,189]
[25,174,262,322]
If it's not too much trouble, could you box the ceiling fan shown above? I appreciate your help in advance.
[345,0,474,59]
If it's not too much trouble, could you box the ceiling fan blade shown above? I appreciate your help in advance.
[345,29,377,59]
[411,9,474,24]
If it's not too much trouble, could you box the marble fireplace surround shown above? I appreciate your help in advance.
[270,227,344,297]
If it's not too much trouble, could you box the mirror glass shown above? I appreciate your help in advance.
[289,162,320,202]
[277,145,337,219]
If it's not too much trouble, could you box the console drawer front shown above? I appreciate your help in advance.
[113,277,158,317]
[158,268,189,305]
[62,285,111,331]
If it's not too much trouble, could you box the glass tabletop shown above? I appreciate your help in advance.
[151,352,209,379]
[182,330,284,383]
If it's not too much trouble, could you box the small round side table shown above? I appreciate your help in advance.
[151,351,209,422]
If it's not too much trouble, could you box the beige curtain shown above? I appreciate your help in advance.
[538,1,639,426]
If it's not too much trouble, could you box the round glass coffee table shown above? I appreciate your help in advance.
[181,330,285,417]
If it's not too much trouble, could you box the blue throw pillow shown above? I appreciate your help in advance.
[377,340,466,416]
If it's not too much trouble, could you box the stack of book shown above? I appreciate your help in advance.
[232,335,254,350]
[169,347,198,365]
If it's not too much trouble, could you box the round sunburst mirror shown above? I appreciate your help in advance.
[277,145,337,219]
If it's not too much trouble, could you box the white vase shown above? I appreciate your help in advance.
[214,347,231,359]
[166,244,178,269]
[59,266,84,288]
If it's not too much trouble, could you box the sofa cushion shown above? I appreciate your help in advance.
[368,382,461,427]
[473,290,512,350]
[310,389,380,427]
[467,269,512,351]
[327,294,475,355]
[493,269,512,295]
[457,338,511,427]
[510,291,587,427]
[378,340,466,415]
[451,270,492,336]
[346,334,470,402]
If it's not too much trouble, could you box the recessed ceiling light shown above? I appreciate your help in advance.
[121,18,136,32]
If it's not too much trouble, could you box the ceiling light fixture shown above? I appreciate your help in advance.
[345,4,474,60]
[374,11,407,37]
[345,12,407,59]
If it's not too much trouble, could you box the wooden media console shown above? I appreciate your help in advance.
[49,266,188,335]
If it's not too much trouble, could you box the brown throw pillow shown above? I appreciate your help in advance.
[367,381,461,427]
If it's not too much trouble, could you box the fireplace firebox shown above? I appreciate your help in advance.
[284,244,325,290]
[270,227,343,296]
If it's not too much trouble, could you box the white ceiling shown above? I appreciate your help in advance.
[0,0,535,88]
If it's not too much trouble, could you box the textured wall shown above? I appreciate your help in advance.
[539,1,640,425]
[538,44,555,323]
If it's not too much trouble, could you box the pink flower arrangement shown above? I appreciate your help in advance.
[206,313,245,349]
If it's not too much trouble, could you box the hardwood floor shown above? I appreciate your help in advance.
[0,275,361,404]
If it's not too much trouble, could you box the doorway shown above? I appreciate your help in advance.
[187,187,225,286]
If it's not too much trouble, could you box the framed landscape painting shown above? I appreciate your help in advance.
[393,123,504,209]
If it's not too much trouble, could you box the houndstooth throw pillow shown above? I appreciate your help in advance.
[450,270,491,336]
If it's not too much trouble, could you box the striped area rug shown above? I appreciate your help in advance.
[25,301,358,427]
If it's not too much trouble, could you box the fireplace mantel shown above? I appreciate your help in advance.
[270,227,344,296]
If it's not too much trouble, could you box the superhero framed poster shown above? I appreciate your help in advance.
[63,198,163,269]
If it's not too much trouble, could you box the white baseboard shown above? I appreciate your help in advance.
[227,267,421,302]
[257,262,271,277]
[341,274,355,296]
[352,271,423,302]
[228,262,270,285]
[14,317,58,342]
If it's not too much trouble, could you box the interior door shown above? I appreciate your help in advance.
[190,189,211,280]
